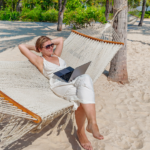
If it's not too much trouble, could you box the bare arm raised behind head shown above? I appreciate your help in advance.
[51,37,64,57]
[18,44,43,73]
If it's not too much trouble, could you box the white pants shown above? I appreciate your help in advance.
[52,74,95,110]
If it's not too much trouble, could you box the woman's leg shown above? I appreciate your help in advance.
[75,105,93,150]
[74,75,104,140]
[81,104,104,140]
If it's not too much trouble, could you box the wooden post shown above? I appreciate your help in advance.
[108,0,129,84]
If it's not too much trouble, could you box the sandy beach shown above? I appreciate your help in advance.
[0,19,150,150]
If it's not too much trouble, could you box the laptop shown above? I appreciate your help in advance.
[54,61,91,82]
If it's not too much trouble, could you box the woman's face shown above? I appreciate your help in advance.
[39,40,54,56]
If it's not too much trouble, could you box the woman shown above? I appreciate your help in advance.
[18,36,104,150]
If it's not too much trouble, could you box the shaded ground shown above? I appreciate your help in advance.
[0,19,149,53]
[0,21,71,53]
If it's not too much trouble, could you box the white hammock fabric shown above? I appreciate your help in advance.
[61,30,123,83]
[0,61,74,147]
[0,29,124,148]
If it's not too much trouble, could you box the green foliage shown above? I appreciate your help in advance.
[21,4,42,21]
[128,0,141,8]
[129,10,150,19]
[128,10,140,18]
[22,0,58,10]
[140,11,150,18]
[146,0,150,8]
[63,6,106,28]
[0,7,20,20]
[20,5,58,22]
[85,0,105,6]
[66,0,83,11]
[109,13,113,20]
[0,0,108,25]
[41,9,58,22]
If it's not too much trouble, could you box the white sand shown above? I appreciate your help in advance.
[0,19,150,150]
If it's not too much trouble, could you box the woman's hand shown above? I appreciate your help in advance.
[51,37,64,57]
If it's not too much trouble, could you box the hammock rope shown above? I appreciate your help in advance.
[77,0,127,43]
[110,0,128,26]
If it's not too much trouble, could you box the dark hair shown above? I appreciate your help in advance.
[35,36,51,52]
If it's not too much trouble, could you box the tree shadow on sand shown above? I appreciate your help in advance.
[0,21,71,53]
[128,20,150,37]
[3,115,81,150]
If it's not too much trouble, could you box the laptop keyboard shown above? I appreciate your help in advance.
[61,71,73,81]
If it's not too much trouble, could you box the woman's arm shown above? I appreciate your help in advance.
[52,37,64,57]
[18,44,43,73]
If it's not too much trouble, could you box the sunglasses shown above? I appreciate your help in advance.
[43,43,54,49]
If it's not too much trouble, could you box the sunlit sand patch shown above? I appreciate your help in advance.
[0,20,150,150]
[0,35,34,41]
[0,33,11,35]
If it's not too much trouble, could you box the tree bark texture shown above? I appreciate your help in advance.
[16,0,21,12]
[109,1,113,13]
[108,0,129,84]
[138,0,146,26]
[57,0,67,31]
[105,0,109,21]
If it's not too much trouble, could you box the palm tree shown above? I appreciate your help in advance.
[138,0,147,26]
[105,0,109,21]
[57,0,67,31]
[16,0,21,11]
[108,0,129,84]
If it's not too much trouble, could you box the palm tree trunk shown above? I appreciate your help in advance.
[57,0,67,31]
[16,0,21,12]
[138,0,146,26]
[108,0,129,84]
[109,0,113,13]
[105,0,109,21]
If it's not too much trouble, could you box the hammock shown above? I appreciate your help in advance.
[0,30,124,148]
[61,30,123,82]
[0,61,74,147]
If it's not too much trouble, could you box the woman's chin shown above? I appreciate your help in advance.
[46,52,53,56]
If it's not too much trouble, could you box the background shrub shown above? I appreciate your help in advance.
[41,9,58,22]
[21,4,42,22]
[129,10,150,19]
[63,6,106,28]
[0,8,20,21]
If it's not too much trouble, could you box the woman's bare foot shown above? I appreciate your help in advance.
[77,130,93,150]
[86,122,104,140]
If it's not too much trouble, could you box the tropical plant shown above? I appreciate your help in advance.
[41,9,58,22]
[21,4,42,21]
[63,6,106,28]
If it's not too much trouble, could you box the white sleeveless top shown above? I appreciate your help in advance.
[42,56,76,89]
[42,55,95,110]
